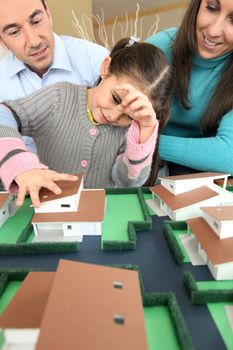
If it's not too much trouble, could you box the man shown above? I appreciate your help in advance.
[0,0,108,151]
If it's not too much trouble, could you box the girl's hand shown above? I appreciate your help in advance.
[116,84,157,143]
[15,169,78,208]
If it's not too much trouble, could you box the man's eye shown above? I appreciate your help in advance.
[8,30,20,36]
[32,19,41,25]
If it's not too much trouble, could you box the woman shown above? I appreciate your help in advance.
[147,0,233,176]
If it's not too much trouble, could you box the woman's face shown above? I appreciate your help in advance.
[196,0,233,59]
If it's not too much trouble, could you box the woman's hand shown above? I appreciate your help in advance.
[116,84,157,143]
[15,169,78,208]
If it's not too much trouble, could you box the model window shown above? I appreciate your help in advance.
[213,221,219,229]
[113,314,124,325]
[113,281,123,289]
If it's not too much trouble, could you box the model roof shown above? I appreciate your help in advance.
[36,260,148,350]
[38,174,83,204]
[201,206,233,221]
[0,192,10,209]
[0,261,148,349]
[32,190,105,223]
[187,217,233,265]
[161,172,229,181]
[150,185,219,211]
[0,272,54,328]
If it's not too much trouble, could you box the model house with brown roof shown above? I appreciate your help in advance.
[187,206,233,280]
[0,192,17,229]
[201,206,233,239]
[0,260,148,350]
[32,189,105,243]
[150,172,233,221]
[31,174,105,243]
[34,174,84,213]
[159,172,229,195]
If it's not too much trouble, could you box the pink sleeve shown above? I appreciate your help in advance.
[118,120,159,178]
[0,138,48,192]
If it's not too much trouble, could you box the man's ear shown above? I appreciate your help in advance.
[100,56,111,77]
[0,37,8,50]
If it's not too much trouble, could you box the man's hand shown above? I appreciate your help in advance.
[15,169,78,208]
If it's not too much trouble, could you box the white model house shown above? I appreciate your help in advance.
[34,174,84,214]
[201,206,233,239]
[150,172,233,221]
[159,172,229,195]
[31,174,105,243]
[0,193,12,228]
[187,207,233,280]
[0,192,17,228]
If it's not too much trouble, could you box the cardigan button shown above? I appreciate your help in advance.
[90,128,97,136]
[81,160,88,168]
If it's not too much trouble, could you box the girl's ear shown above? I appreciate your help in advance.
[100,56,111,77]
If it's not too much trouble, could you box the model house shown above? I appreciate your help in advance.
[150,172,233,221]
[187,207,233,280]
[34,174,84,213]
[31,174,105,243]
[0,260,148,350]
[0,192,17,228]
[32,189,105,243]
[201,206,233,239]
[159,172,229,195]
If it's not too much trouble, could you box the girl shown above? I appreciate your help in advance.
[147,0,233,176]
[0,37,173,207]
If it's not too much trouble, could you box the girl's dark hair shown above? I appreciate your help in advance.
[109,37,174,184]
[173,0,233,136]
[41,0,47,9]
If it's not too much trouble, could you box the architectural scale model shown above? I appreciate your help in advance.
[187,206,233,280]
[0,260,148,350]
[0,192,17,229]
[31,174,106,243]
[150,172,233,221]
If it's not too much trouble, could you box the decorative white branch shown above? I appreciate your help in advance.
[72,3,160,49]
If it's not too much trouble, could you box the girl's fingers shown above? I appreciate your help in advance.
[122,91,148,107]
[126,99,152,113]
[29,187,41,208]
[43,181,62,196]
[16,187,27,207]
[29,182,62,208]
[45,171,78,183]
[15,169,78,208]
[115,83,136,94]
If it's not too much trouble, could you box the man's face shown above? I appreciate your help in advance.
[0,0,54,76]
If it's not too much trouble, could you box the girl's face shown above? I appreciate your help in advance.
[196,0,233,59]
[88,58,147,127]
